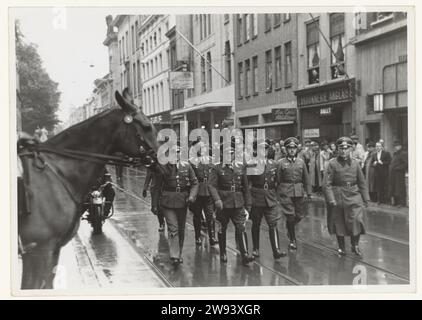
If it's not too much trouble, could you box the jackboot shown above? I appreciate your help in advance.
[269,227,287,259]
[251,223,260,258]
[236,231,255,265]
[351,235,362,256]
[218,231,227,263]
[336,235,346,256]
[286,221,297,250]
[207,219,218,246]
[193,211,202,246]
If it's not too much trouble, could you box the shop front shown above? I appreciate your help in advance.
[294,79,355,143]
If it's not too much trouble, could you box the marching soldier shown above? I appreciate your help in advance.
[277,137,312,251]
[323,137,369,256]
[208,141,255,266]
[145,167,166,232]
[152,142,199,266]
[248,141,287,259]
[189,140,218,247]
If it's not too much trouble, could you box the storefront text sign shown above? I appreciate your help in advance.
[320,107,332,115]
[272,108,297,121]
[169,72,194,89]
[296,79,355,108]
[303,128,320,138]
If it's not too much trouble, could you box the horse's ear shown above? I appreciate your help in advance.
[115,89,137,114]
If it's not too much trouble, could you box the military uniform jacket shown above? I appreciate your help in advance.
[248,159,279,207]
[208,161,252,209]
[277,157,311,197]
[189,155,214,197]
[153,161,198,209]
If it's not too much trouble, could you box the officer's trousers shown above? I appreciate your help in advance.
[162,207,187,259]
[217,208,248,233]
[190,196,215,240]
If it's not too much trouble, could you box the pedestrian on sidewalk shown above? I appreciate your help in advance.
[323,137,369,257]
[389,141,408,207]
[351,134,365,168]
[308,141,322,194]
[208,141,255,266]
[320,141,331,179]
[277,137,312,251]
[189,140,218,247]
[152,142,199,266]
[371,141,392,204]
[363,142,377,202]
[248,140,287,259]
[329,142,338,159]
[145,167,165,232]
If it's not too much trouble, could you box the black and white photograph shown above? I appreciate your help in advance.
[8,5,415,296]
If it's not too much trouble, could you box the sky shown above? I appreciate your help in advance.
[13,7,128,123]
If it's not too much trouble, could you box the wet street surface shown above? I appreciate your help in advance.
[103,166,410,287]
[32,166,408,290]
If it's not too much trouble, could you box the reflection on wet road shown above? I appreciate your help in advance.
[106,166,409,287]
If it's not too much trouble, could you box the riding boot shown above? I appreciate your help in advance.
[207,219,218,246]
[251,222,260,258]
[286,221,297,250]
[218,231,227,263]
[351,234,362,256]
[193,210,202,246]
[269,227,287,259]
[336,235,346,256]
[157,214,165,232]
[236,231,254,265]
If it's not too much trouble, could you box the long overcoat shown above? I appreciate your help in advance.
[389,149,408,199]
[323,157,370,236]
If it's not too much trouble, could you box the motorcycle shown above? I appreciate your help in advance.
[82,182,115,234]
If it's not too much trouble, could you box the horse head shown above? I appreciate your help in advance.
[114,88,159,164]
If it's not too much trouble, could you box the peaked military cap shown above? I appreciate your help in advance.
[336,137,353,148]
[284,137,299,148]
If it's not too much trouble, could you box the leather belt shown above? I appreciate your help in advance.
[252,183,275,190]
[333,182,357,188]
[219,186,243,192]
[163,186,189,192]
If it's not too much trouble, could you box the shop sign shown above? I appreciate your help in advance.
[169,72,194,89]
[303,128,320,138]
[272,108,297,121]
[296,80,355,108]
[320,107,332,116]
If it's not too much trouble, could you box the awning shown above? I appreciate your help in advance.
[170,102,232,116]
[239,121,294,129]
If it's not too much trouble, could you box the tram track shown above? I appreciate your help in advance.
[111,166,410,285]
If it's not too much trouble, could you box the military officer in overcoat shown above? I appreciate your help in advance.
[323,137,370,256]
[248,140,287,259]
[152,142,199,266]
[277,137,312,251]
[208,141,255,265]
[189,140,218,246]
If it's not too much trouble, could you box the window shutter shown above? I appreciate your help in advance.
[329,13,345,37]
[306,21,319,45]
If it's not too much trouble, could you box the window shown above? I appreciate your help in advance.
[265,50,272,91]
[201,57,206,93]
[154,32,157,47]
[150,36,152,50]
[125,31,129,58]
[224,14,230,24]
[208,14,212,35]
[237,14,243,45]
[131,25,135,54]
[265,14,271,32]
[135,21,139,49]
[199,15,212,41]
[119,40,122,63]
[207,52,212,91]
[137,60,141,93]
[274,14,281,27]
[145,39,148,53]
[274,46,282,89]
[142,64,146,80]
[284,42,292,86]
[245,59,250,97]
[160,82,164,107]
[330,13,346,79]
[152,86,155,114]
[158,28,161,44]
[307,20,320,84]
[224,41,232,84]
[151,59,154,76]
[143,89,146,110]
[170,42,176,68]
[133,62,137,95]
[159,53,163,71]
[252,56,258,94]
[156,84,160,111]
[244,14,250,42]
[383,61,407,109]
[238,62,243,98]
[252,14,258,37]
[122,36,125,60]
[283,13,291,22]
[147,88,150,114]
[167,48,170,69]
[155,56,158,73]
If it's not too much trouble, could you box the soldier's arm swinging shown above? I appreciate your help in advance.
[356,163,370,206]
[323,162,336,206]
[208,166,223,210]
[187,164,199,203]
[242,168,252,212]
[151,171,163,215]
[302,160,312,197]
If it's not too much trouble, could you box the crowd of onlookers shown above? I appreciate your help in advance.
[268,135,408,208]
